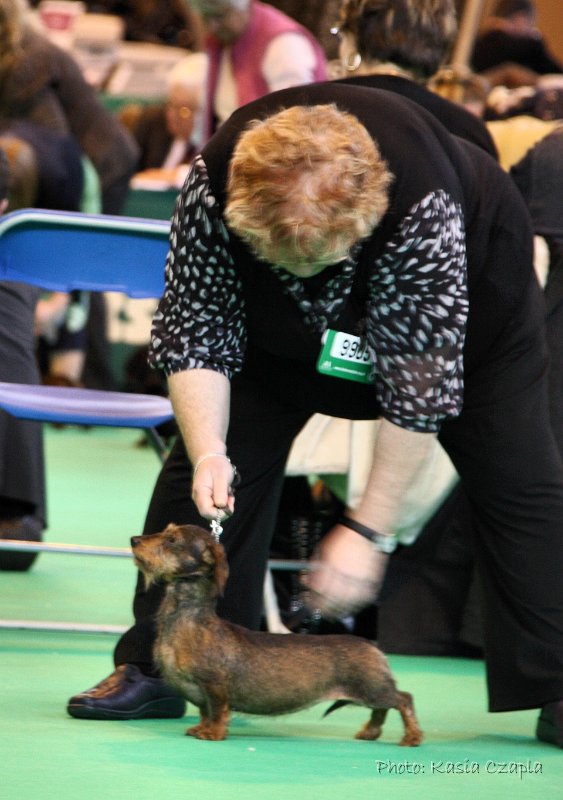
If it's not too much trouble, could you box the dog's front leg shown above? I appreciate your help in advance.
[186,685,230,741]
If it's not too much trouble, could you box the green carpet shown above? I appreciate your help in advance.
[1,427,561,799]
[2,427,159,630]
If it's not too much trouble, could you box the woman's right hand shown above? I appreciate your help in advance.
[191,454,236,520]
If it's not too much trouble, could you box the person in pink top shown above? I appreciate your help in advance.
[189,0,328,139]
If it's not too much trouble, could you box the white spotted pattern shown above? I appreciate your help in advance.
[150,157,467,433]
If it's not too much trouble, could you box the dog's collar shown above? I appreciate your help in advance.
[171,574,200,583]
[154,575,198,585]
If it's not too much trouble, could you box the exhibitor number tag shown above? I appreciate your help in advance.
[316,329,375,384]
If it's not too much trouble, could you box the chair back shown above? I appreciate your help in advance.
[0,208,170,298]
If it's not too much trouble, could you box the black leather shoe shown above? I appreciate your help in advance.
[0,516,43,571]
[536,700,563,747]
[67,664,187,720]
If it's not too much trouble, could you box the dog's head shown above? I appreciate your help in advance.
[131,524,229,597]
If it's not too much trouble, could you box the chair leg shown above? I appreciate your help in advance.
[144,427,170,462]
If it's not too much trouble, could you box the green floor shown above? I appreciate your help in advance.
[1,427,561,799]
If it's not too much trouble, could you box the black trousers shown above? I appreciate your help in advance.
[115,311,563,713]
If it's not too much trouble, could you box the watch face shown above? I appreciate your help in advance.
[373,534,397,554]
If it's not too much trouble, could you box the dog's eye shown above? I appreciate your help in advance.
[165,534,178,546]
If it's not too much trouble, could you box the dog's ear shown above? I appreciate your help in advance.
[210,540,229,596]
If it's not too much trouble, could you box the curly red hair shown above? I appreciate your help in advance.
[225,104,393,269]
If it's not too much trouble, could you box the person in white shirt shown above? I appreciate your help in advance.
[187,0,328,138]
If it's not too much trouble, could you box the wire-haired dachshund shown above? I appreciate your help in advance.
[131,523,423,745]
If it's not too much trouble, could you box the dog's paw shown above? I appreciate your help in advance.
[354,725,382,741]
[185,723,226,741]
[399,730,423,746]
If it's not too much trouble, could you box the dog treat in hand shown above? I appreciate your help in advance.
[131,523,423,746]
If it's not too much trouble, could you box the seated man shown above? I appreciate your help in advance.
[129,52,208,190]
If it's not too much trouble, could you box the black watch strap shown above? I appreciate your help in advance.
[338,514,397,554]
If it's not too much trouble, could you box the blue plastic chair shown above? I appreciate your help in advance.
[0,208,173,455]
[0,210,176,630]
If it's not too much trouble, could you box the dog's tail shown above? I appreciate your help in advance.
[323,700,351,718]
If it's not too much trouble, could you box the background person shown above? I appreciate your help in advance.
[187,0,328,140]
[511,124,563,455]
[0,0,140,389]
[129,52,208,189]
[471,0,563,77]
[0,145,45,571]
[333,0,498,157]
[0,0,139,215]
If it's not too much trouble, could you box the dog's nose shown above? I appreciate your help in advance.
[131,536,142,548]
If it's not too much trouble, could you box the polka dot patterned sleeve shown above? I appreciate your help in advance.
[149,156,246,378]
[368,190,468,433]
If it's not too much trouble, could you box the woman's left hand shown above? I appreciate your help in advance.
[302,522,389,619]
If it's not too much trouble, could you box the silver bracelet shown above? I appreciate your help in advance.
[192,452,231,479]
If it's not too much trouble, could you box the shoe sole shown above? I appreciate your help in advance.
[67,698,186,721]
